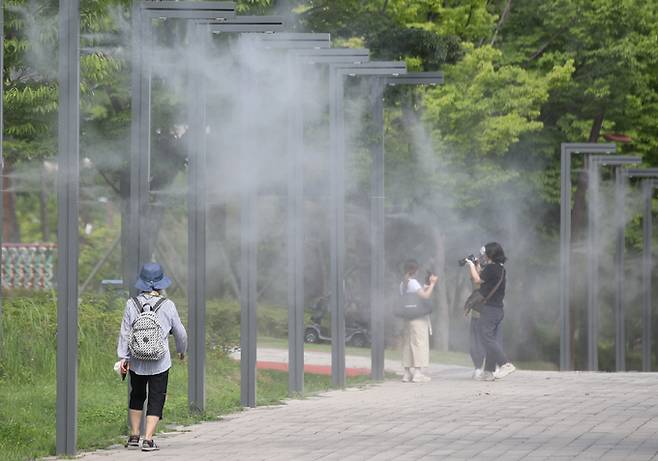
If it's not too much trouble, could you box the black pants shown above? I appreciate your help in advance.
[478,305,508,372]
[469,316,503,369]
[129,369,169,419]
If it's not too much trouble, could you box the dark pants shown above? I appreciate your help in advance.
[469,315,503,369]
[478,305,508,372]
[129,369,169,419]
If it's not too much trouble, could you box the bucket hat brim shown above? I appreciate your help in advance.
[134,262,172,291]
[135,276,171,292]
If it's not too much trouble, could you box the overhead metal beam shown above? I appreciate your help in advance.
[560,143,615,370]
[56,0,80,455]
[206,16,285,33]
[245,32,330,50]
[625,168,658,178]
[385,72,444,85]
[292,48,369,65]
[141,1,235,19]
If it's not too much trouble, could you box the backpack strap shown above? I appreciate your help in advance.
[152,297,167,314]
[130,296,143,314]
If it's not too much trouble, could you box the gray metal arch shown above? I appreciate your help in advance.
[286,48,371,396]
[186,14,285,414]
[329,62,407,387]
[368,72,444,381]
[585,155,640,371]
[623,169,658,371]
[559,143,616,370]
[236,32,332,407]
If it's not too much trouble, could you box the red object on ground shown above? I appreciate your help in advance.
[602,133,632,143]
[256,361,370,377]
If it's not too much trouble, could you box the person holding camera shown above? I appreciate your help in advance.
[400,259,438,383]
[465,242,515,381]
[462,248,502,380]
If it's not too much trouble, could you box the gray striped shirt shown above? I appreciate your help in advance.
[117,293,187,376]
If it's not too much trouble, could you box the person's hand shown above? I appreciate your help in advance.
[178,352,185,361]
[120,359,129,374]
[465,259,475,269]
[429,274,438,285]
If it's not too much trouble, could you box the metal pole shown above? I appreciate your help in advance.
[0,0,4,322]
[643,180,654,371]
[287,54,304,395]
[559,144,572,370]
[187,25,207,412]
[614,167,625,371]
[369,79,385,381]
[239,67,257,408]
[129,2,152,290]
[586,157,599,371]
[56,0,79,455]
[329,67,347,388]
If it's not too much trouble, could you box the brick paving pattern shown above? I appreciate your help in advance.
[72,366,658,460]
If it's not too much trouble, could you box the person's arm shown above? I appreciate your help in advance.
[417,275,438,299]
[117,301,134,373]
[466,260,482,284]
[169,302,188,360]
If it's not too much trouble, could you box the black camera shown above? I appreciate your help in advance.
[425,270,436,285]
[458,254,478,267]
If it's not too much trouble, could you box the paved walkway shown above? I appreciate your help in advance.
[72,364,658,461]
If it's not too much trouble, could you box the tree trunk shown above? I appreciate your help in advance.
[3,163,20,242]
[430,227,450,351]
[39,165,50,241]
[208,202,230,298]
[120,173,132,288]
[490,0,512,46]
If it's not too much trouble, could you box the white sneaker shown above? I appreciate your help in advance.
[494,363,516,379]
[412,372,431,383]
[472,368,483,380]
[401,369,412,383]
[479,371,495,381]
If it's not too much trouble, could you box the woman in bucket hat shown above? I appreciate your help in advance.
[117,262,187,452]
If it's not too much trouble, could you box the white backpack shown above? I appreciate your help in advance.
[128,297,167,361]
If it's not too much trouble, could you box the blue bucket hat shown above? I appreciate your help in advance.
[135,262,171,292]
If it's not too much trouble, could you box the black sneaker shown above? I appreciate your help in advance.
[142,439,159,452]
[126,435,140,449]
